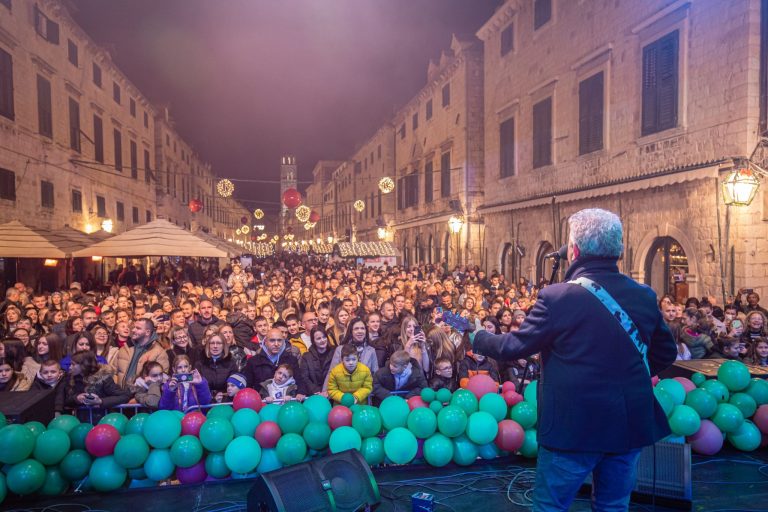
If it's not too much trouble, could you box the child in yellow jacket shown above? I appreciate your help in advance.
[326,344,373,405]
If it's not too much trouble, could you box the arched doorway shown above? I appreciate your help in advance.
[535,242,555,286]
[645,236,689,301]
[501,242,514,281]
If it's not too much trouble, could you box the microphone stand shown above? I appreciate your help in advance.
[548,255,562,285]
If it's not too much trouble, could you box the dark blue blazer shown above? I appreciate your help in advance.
[474,256,677,453]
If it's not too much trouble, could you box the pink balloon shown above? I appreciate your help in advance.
[407,396,429,410]
[254,421,282,448]
[466,374,499,400]
[85,424,121,457]
[651,376,660,387]
[501,381,517,394]
[687,419,724,455]
[754,405,768,435]
[673,377,696,393]
[502,390,524,407]
[327,406,353,430]
[495,419,525,452]
[177,460,207,484]
[233,388,263,412]
[181,411,207,437]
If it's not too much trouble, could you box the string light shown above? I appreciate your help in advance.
[217,179,235,197]
[241,225,250,234]
[353,200,365,212]
[378,177,395,194]
[253,208,264,219]
[295,205,311,222]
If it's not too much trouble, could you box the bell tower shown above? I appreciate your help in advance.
[280,155,297,233]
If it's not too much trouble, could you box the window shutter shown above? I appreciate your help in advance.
[642,31,678,135]
[0,49,14,120]
[425,161,433,202]
[533,97,552,168]
[579,72,604,155]
[68,98,80,152]
[440,152,451,197]
[37,75,52,138]
[500,117,515,177]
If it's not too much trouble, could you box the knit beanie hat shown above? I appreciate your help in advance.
[227,373,247,390]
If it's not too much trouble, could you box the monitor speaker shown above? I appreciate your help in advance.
[0,389,55,425]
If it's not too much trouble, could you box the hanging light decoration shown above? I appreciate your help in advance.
[282,188,302,209]
[722,167,760,206]
[188,199,203,213]
[304,221,316,230]
[309,210,321,223]
[236,228,242,235]
[253,208,265,219]
[241,225,250,234]
[295,205,311,222]
[217,179,234,197]
[353,200,365,212]
[378,177,395,194]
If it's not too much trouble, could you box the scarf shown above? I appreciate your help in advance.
[394,363,412,390]
[265,343,286,365]
[266,377,295,401]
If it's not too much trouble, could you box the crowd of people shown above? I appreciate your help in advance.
[0,254,764,421]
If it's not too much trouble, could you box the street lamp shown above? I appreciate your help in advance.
[101,219,113,233]
[448,215,465,234]
[722,167,760,206]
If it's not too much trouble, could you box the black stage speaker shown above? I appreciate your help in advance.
[0,389,55,425]
[247,449,380,512]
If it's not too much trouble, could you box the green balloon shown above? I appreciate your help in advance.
[727,420,762,451]
[452,435,479,466]
[350,404,362,414]
[479,393,508,422]
[39,466,68,496]
[360,437,385,465]
[384,427,418,464]
[0,472,5,505]
[205,451,231,479]
[717,360,751,392]
[668,405,701,437]
[509,401,537,430]
[170,435,203,468]
[519,429,538,458]
[69,423,93,450]
[746,378,768,406]
[329,426,362,453]
[128,467,147,480]
[278,401,310,434]
[99,413,129,435]
[33,428,71,466]
[144,449,175,481]
[701,380,730,403]
[729,393,758,419]
[143,410,182,449]
[657,379,686,406]
[231,408,261,437]
[207,405,235,421]
[259,403,281,423]
[0,411,5,428]
[89,455,126,491]
[125,413,150,436]
[276,433,307,466]
[437,405,468,438]
[436,388,452,403]
[379,396,411,430]
[407,407,438,439]
[59,449,92,481]
[466,411,499,445]
[256,448,283,474]
[691,372,707,387]
[225,436,262,474]
[524,381,538,405]
[303,422,332,450]
[6,459,46,495]
[24,421,46,439]
[341,393,356,407]
[423,433,453,467]
[303,395,333,423]
[48,415,80,434]
[429,400,444,414]
[654,388,675,417]
[421,388,437,403]
[684,388,717,419]
[199,417,234,452]
[352,406,382,438]
[114,434,150,469]
[0,424,35,464]
[478,442,502,460]
[712,403,744,433]
[450,389,479,416]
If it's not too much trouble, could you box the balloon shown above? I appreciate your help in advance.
[478,442,502,460]
[691,372,707,387]
[171,435,204,468]
[452,435,479,466]
[6,459,45,495]
[717,360,751,392]
[687,419,723,455]
[303,395,333,423]
[519,429,538,458]
[33,428,70,465]
[502,390,524,408]
[436,388,452,403]
[329,426,362,453]
[729,393,757,419]
[379,396,410,430]
[651,375,660,387]
[207,405,234,421]
[668,405,701,437]
[24,421,45,438]
[59,449,92,481]
[225,436,262,474]
[128,467,147,480]
[407,395,429,410]
[233,388,263,412]
[727,420,762,452]
[99,413,129,434]
[384,428,418,464]
[48,415,80,434]
[144,449,175,481]
[205,451,230,479]
[423,433,454,467]
[259,403,281,423]
[255,421,282,449]
[85,424,121,457]
[684,388,718,419]
[465,411,498,445]
[276,433,307,466]
[501,381,516,394]
[352,406,382,438]
[653,388,675,417]
[0,424,35,464]
[712,403,744,433]
[523,381,538,405]
[465,374,498,400]
[495,419,525,452]
[40,466,68,496]
[341,393,356,407]
[746,378,768,406]
[282,188,302,209]
[437,405,468,438]
[303,422,331,450]
[278,401,310,434]
[89,456,127,492]
[509,401,537,430]
[357,437,382,466]
[421,388,437,403]
[181,411,207,437]
[143,410,182,449]
[124,413,149,436]
[429,400,444,414]
[114,434,150,469]
[176,460,207,484]
[231,408,261,437]
[755,405,768,434]
[479,393,508,422]
[657,379,686,406]
[200,417,234,452]
[407,407,438,439]
[327,405,353,430]
[450,389,479,416]
[69,423,93,450]
[673,377,696,393]
[700,380,730,403]
[252,448,280,474]
[0,472,5,505]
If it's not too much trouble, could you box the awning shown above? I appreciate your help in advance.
[0,220,88,258]
[194,229,243,258]
[336,241,397,258]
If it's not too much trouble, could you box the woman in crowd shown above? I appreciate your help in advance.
[328,308,350,346]
[325,317,378,382]
[2,337,28,373]
[159,355,211,411]
[496,308,514,333]
[1,305,21,338]
[0,356,31,391]
[750,337,768,366]
[195,331,236,397]
[397,315,430,375]
[112,320,132,349]
[299,327,334,395]
[218,323,247,372]
[742,311,767,344]
[167,326,198,369]
[90,323,119,368]
[681,307,714,359]
[65,351,130,416]
[426,326,458,377]
[50,291,63,311]
[22,332,65,382]
[61,332,107,372]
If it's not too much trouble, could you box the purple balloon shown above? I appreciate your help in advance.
[687,419,724,456]
[176,460,207,484]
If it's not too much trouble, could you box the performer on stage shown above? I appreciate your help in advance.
[472,208,677,511]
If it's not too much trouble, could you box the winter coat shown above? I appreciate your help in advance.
[188,316,224,346]
[195,355,237,394]
[30,374,66,412]
[227,312,255,347]
[299,346,334,395]
[229,345,248,373]
[326,363,373,405]
[113,336,170,388]
[457,355,500,388]
[0,371,31,392]
[244,349,306,395]
[259,378,298,401]
[371,358,427,405]
[131,377,164,409]
[680,329,714,359]
[158,379,212,411]
[323,344,379,392]
[65,365,131,409]
[429,373,457,392]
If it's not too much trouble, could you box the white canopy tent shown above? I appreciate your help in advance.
[194,229,242,258]
[0,220,87,258]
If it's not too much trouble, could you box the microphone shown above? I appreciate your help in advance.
[544,245,567,260]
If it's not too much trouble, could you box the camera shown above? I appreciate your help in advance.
[174,373,194,383]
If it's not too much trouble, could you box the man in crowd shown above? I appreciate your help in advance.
[115,318,169,388]
[189,299,222,345]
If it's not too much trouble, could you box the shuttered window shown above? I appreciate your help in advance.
[0,168,15,201]
[93,115,104,163]
[34,6,59,44]
[534,0,551,30]
[501,24,514,56]
[426,99,433,120]
[425,160,434,202]
[96,196,106,217]
[144,149,152,183]
[71,189,82,212]
[0,48,14,121]
[41,180,54,208]
[641,31,679,136]
[37,75,52,138]
[68,98,80,152]
[440,151,451,197]
[579,72,604,155]
[130,140,138,179]
[116,201,124,221]
[500,117,515,177]
[532,97,552,168]
[132,206,139,223]
[113,129,122,171]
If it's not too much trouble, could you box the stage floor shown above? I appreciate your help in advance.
[5,448,768,512]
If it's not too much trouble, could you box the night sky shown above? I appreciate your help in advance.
[68,0,501,213]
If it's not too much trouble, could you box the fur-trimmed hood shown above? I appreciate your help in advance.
[85,364,116,387]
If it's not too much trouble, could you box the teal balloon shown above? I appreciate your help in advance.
[40,466,68,496]
[144,449,175,481]
[668,405,701,437]
[478,442,502,460]
[6,459,46,495]
[256,448,283,474]
[303,395,333,423]
[0,411,5,428]
[33,428,70,465]
[436,388,452,403]
[746,378,768,406]
[207,405,235,421]
[0,424,35,464]
[0,472,5,505]
[278,401,310,434]
[429,400,444,414]
[232,408,261,437]
[59,450,92,481]
[24,421,46,439]
[341,393,356,407]
[114,434,150,469]
[276,433,307,466]
[379,396,411,430]
[452,435,479,466]
[657,379,686,406]
[205,452,230,479]
[172,410,185,421]
[712,403,744,433]
[423,433,453,467]
[717,360,751,392]
[69,423,93,450]
[509,401,537,430]
[466,411,498,445]
[99,413,129,435]
[48,415,80,434]
[691,372,707,387]
[519,429,538,458]
[701,380,730,403]
[199,417,234,452]
[450,389,479,416]
[303,422,332,450]
[654,388,675,417]
[727,420,762,451]
[125,413,150,436]
[437,405,468,438]
[360,437,385,465]
[170,435,204,468]
[259,404,281,423]
[329,426,362,453]
[225,436,262,474]
[684,388,717,419]
[350,404,362,414]
[143,410,182,449]
[128,467,147,480]
[352,406,382,438]
[384,428,418,464]
[407,408,438,439]
[479,393,508,422]
[421,388,437,403]
[89,456,126,492]
[524,381,538,405]
[729,393,757,419]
